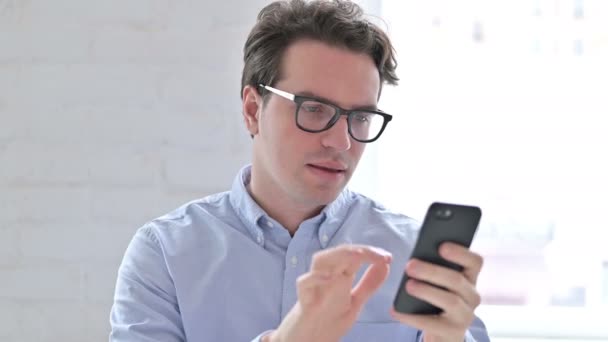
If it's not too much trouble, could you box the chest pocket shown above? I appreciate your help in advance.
[342,322,418,342]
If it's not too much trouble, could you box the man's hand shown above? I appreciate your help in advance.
[390,242,484,342]
[266,244,393,342]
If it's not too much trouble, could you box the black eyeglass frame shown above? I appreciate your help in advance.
[259,84,393,143]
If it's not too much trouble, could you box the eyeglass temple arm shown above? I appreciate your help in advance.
[259,84,295,101]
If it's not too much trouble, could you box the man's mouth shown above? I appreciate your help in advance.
[307,163,346,173]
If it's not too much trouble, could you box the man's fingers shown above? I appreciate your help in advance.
[390,308,443,332]
[343,246,392,277]
[311,245,392,276]
[390,280,474,338]
[406,259,481,308]
[439,243,484,284]
[390,244,484,341]
[297,272,332,291]
[404,279,472,324]
[389,309,463,339]
[351,262,390,310]
[296,272,332,306]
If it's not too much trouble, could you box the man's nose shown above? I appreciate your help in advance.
[320,116,351,151]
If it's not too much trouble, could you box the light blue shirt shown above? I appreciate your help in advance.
[110,165,490,341]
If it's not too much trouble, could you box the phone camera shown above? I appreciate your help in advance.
[435,208,452,220]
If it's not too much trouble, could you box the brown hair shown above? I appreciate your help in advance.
[241,0,399,99]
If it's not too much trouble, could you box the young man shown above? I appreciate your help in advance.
[110,1,490,341]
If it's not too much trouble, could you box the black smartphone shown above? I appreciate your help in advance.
[393,202,482,315]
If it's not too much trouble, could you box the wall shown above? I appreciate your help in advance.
[0,1,268,340]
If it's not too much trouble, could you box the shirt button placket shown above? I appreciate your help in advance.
[290,255,298,268]
[281,253,300,318]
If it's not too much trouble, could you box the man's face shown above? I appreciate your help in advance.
[246,39,381,208]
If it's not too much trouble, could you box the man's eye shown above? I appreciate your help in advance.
[354,114,370,122]
[303,105,323,113]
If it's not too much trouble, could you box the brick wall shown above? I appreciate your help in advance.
[0,1,268,340]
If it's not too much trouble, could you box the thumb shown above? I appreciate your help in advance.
[350,262,390,311]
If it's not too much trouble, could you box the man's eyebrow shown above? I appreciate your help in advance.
[297,90,378,111]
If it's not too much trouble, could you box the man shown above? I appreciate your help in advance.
[110,1,490,341]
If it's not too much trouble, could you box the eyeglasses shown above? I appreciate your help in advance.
[259,84,392,143]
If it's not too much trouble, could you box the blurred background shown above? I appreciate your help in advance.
[0,0,606,341]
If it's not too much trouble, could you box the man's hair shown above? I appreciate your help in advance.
[241,0,399,99]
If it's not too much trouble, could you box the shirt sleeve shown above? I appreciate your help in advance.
[109,225,186,342]
[251,330,274,342]
[467,315,491,342]
[416,315,490,342]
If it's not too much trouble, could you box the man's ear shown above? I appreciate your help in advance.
[242,85,263,136]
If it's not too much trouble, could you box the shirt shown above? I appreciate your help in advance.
[110,165,490,341]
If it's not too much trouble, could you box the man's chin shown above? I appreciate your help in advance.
[307,184,347,206]
[299,168,351,204]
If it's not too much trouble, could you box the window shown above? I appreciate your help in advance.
[350,0,608,340]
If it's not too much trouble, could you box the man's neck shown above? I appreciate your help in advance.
[246,175,323,237]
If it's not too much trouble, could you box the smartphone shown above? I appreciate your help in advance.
[393,202,482,315]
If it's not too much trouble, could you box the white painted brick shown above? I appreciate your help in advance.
[87,146,161,187]
[12,64,159,109]
[159,110,236,149]
[89,187,163,223]
[91,29,206,64]
[0,139,10,153]
[154,189,214,215]
[0,141,160,188]
[89,21,254,66]
[0,228,19,267]
[159,72,245,139]
[0,0,26,30]
[88,187,223,226]
[84,301,113,341]
[3,104,167,146]
[0,30,92,64]
[0,111,26,142]
[0,300,21,341]
[0,64,74,110]
[86,224,138,262]
[0,265,82,300]
[82,262,121,302]
[0,187,90,223]
[2,79,244,148]
[10,0,171,30]
[167,1,262,31]
[0,64,20,100]
[18,225,88,263]
[17,223,135,263]
[0,299,86,342]
[2,69,249,148]
[0,141,90,185]
[157,66,220,112]
[0,65,19,140]
[162,147,248,191]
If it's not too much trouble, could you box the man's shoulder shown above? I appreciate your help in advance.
[343,190,421,240]
[155,190,229,221]
[141,190,236,241]
[347,190,419,226]
[340,191,421,262]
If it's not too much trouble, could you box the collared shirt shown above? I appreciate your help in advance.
[110,165,490,341]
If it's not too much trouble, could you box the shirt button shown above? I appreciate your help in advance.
[321,234,329,243]
[266,221,274,228]
[257,235,263,244]
[290,256,298,267]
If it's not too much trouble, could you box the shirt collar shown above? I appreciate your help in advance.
[229,164,355,248]
[317,185,354,248]
[229,165,267,246]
